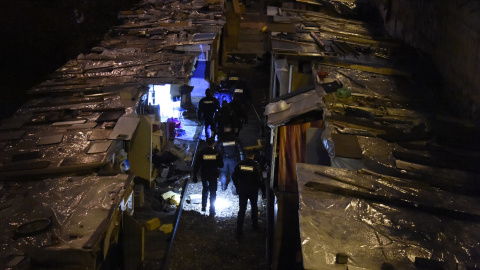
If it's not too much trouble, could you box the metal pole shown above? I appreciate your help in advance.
[270,53,276,99]
[162,138,201,270]
[288,64,293,93]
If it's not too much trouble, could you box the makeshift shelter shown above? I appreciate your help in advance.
[265,4,480,269]
[0,0,228,267]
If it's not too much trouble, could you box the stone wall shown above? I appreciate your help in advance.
[373,0,480,124]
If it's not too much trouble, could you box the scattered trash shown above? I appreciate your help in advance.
[161,191,181,206]
[186,194,202,204]
[159,224,173,234]
[145,217,161,231]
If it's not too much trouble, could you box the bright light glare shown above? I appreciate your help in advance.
[215,197,231,210]
[149,84,181,122]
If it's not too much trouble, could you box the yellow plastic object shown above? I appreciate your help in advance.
[161,191,181,206]
[145,218,161,231]
[159,224,173,234]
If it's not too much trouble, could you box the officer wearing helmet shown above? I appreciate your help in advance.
[197,88,220,139]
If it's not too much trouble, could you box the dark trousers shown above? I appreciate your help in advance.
[237,190,258,234]
[204,117,215,139]
[202,177,218,212]
[220,158,236,191]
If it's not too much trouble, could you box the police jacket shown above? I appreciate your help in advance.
[214,106,237,134]
[217,136,244,161]
[193,146,224,179]
[232,158,263,195]
[230,98,248,126]
[228,78,251,103]
[197,96,220,121]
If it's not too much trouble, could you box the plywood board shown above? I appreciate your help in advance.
[331,133,363,159]
[37,134,64,146]
[96,111,125,123]
[67,122,98,130]
[52,120,86,126]
[128,115,153,181]
[86,141,113,154]
[109,116,140,141]
[60,155,105,167]
[89,129,112,141]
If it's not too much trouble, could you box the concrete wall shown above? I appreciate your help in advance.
[374,0,480,124]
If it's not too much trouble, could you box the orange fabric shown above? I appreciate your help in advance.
[277,120,323,192]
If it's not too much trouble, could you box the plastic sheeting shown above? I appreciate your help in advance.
[321,122,399,175]
[297,163,480,269]
[274,59,290,97]
[0,174,132,267]
[266,89,324,127]
[271,39,321,54]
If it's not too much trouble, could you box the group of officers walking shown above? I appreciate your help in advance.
[192,87,266,239]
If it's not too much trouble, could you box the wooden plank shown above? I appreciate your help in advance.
[122,213,144,269]
[267,23,296,33]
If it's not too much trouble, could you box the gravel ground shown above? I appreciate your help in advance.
[167,180,268,270]
[136,137,268,270]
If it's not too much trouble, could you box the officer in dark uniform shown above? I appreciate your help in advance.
[214,100,237,139]
[232,150,263,238]
[192,138,224,216]
[217,132,244,192]
[254,149,268,199]
[218,75,251,105]
[197,88,220,139]
[230,93,248,137]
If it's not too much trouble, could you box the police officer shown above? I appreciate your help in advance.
[218,75,251,105]
[192,137,224,216]
[232,150,263,238]
[230,93,248,137]
[227,76,251,105]
[214,100,237,139]
[197,88,220,139]
[217,132,244,192]
[254,149,268,199]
